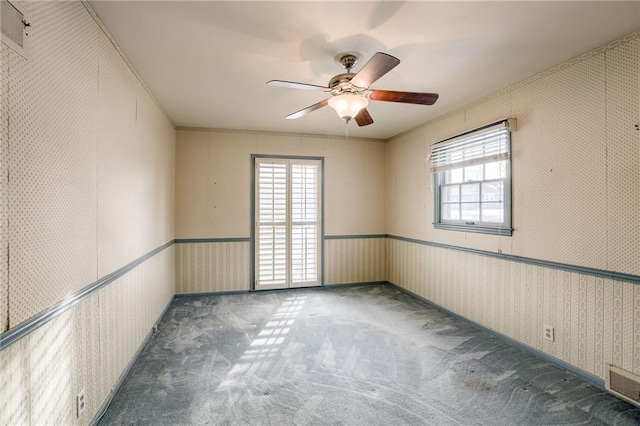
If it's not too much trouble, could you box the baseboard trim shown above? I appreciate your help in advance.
[322,281,387,288]
[385,281,605,389]
[90,295,175,426]
[174,281,384,298]
[174,290,250,298]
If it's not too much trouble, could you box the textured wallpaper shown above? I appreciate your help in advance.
[387,34,639,277]
[175,238,387,293]
[0,2,176,424]
[386,33,640,381]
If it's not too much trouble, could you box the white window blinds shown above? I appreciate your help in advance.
[429,121,511,172]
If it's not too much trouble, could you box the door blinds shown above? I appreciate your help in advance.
[255,158,322,290]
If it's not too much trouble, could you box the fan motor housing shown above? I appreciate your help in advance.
[328,73,368,96]
[328,73,354,88]
[329,53,365,93]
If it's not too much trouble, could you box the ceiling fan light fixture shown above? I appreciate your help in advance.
[268,51,438,127]
[328,94,368,122]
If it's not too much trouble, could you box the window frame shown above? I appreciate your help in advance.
[431,119,513,236]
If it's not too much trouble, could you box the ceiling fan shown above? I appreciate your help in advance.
[267,52,439,127]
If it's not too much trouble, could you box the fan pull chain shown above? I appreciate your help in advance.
[345,120,349,141]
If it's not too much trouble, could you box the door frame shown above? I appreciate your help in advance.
[250,154,325,291]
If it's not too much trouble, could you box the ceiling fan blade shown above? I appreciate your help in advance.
[285,99,329,120]
[367,90,439,105]
[267,80,328,91]
[354,108,374,127]
[350,52,400,88]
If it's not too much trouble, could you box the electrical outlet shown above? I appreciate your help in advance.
[77,389,85,418]
[543,325,554,342]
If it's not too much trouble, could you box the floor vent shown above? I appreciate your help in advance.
[1,0,29,57]
[605,364,640,408]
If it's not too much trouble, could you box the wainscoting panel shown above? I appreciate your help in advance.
[324,237,387,285]
[1,298,100,426]
[388,238,640,380]
[74,293,102,425]
[28,308,75,425]
[176,241,250,293]
[0,339,29,425]
[0,244,174,425]
[99,246,175,401]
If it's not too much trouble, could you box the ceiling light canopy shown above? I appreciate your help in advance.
[328,93,368,123]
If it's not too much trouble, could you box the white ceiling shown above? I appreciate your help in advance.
[88,1,640,140]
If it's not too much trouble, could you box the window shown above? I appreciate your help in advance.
[254,157,322,290]
[429,119,513,236]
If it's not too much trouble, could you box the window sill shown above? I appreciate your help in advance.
[433,223,513,236]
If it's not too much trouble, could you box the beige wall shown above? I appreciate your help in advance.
[386,33,640,381]
[0,2,175,425]
[176,130,386,238]
[175,130,387,292]
[387,34,639,276]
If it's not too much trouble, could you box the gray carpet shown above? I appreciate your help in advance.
[98,284,640,425]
